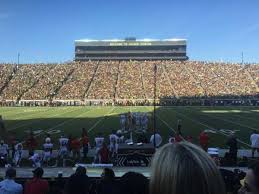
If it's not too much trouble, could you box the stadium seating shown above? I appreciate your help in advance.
[0,61,258,103]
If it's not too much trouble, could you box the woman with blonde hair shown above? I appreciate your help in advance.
[150,142,226,194]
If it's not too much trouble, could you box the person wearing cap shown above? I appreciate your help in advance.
[0,167,23,194]
[24,167,49,194]
[65,166,90,194]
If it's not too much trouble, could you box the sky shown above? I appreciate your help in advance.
[0,0,259,63]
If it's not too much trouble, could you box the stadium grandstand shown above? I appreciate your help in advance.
[0,60,258,106]
[74,37,188,61]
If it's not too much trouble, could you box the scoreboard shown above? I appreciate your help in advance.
[74,38,188,61]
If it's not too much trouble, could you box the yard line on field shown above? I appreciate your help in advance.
[88,107,116,133]
[2,107,51,118]
[20,107,95,142]
[8,107,81,131]
[143,106,176,133]
[183,107,258,131]
[165,108,250,147]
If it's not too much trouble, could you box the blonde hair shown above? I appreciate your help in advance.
[150,142,226,194]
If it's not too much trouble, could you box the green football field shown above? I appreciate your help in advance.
[1,106,259,149]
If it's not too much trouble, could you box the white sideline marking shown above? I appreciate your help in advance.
[88,107,116,133]
[8,107,78,131]
[168,108,250,147]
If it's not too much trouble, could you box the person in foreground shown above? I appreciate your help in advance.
[149,141,226,194]
[24,167,49,194]
[238,161,259,194]
[0,167,23,194]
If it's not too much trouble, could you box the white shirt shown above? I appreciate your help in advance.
[43,143,53,152]
[150,133,162,147]
[109,134,119,145]
[250,134,259,148]
[59,138,68,150]
[0,144,8,155]
[95,137,104,149]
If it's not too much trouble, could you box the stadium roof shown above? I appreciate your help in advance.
[75,38,187,42]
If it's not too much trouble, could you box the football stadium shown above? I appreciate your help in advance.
[1,1,259,193]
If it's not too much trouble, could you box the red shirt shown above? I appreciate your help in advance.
[71,139,81,150]
[100,147,109,163]
[199,132,208,145]
[26,137,37,149]
[25,178,49,194]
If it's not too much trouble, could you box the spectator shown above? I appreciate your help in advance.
[65,166,90,194]
[24,167,49,194]
[95,168,120,194]
[120,171,149,194]
[149,142,226,194]
[239,161,259,194]
[199,131,209,151]
[250,130,259,158]
[0,167,23,194]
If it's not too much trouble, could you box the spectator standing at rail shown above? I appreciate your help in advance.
[250,130,259,158]
[24,167,49,194]
[199,131,209,151]
[81,130,89,160]
[0,167,23,194]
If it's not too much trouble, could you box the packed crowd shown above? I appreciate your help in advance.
[0,61,258,102]
[1,142,259,194]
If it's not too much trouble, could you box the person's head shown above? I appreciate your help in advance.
[0,140,4,145]
[253,130,257,134]
[5,167,16,179]
[150,142,226,194]
[112,130,116,135]
[45,137,51,143]
[239,161,259,194]
[101,168,115,181]
[32,167,44,178]
[75,166,87,176]
[121,171,149,194]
